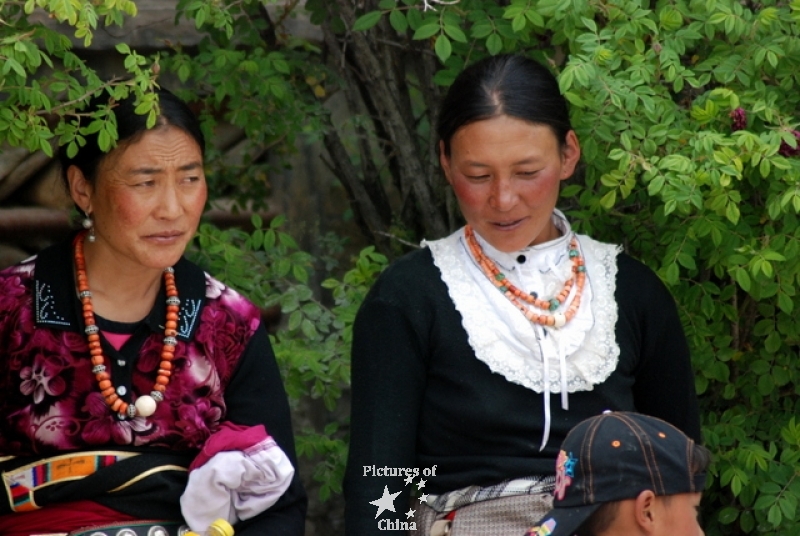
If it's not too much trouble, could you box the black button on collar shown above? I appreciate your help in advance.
[517,255,526,264]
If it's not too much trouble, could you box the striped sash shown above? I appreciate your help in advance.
[3,452,138,512]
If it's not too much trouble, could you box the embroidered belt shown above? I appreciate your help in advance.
[426,475,556,514]
[31,520,185,536]
[2,451,139,512]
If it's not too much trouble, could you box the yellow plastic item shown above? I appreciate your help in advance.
[182,519,233,536]
[207,518,235,536]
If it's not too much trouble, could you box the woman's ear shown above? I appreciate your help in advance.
[439,140,454,186]
[67,166,93,214]
[559,130,582,181]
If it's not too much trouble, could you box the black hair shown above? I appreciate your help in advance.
[574,443,712,536]
[574,501,620,536]
[436,53,572,156]
[58,86,205,191]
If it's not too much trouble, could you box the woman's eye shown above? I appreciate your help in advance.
[466,174,490,180]
[518,170,539,177]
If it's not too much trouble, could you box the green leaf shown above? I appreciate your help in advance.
[471,22,494,39]
[433,68,457,86]
[2,58,26,80]
[765,331,782,353]
[734,268,751,292]
[718,506,739,524]
[599,190,617,209]
[677,253,696,270]
[434,34,452,62]
[288,310,303,331]
[413,22,440,40]
[768,504,783,527]
[353,11,383,32]
[443,24,467,43]
[301,318,319,339]
[486,33,503,55]
[98,129,111,151]
[778,292,794,314]
[389,10,408,33]
[293,263,309,284]
[279,232,299,250]
[511,14,526,32]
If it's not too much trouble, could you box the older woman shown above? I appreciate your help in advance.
[343,54,701,535]
[0,88,306,535]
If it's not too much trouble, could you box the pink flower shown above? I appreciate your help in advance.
[0,274,27,310]
[19,354,68,404]
[175,398,222,448]
[195,306,251,377]
[730,108,746,131]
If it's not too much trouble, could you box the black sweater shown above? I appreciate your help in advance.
[343,247,700,534]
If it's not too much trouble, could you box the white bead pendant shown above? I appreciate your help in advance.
[134,395,158,417]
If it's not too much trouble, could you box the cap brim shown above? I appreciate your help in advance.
[528,502,603,536]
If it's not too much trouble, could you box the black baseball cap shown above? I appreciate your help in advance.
[525,411,707,536]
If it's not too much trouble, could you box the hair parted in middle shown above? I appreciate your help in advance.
[436,53,573,156]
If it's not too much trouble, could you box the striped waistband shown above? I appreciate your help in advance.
[3,451,139,512]
[425,475,556,514]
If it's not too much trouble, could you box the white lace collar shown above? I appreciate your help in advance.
[423,211,622,396]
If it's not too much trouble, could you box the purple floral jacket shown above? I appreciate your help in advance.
[0,238,306,533]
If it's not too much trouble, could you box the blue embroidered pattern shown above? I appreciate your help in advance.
[179,298,201,338]
[35,281,70,326]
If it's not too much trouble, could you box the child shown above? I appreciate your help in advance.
[525,411,710,536]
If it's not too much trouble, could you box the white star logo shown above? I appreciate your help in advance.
[369,485,402,518]
[419,492,430,504]
[406,508,416,519]
[404,475,415,485]
[417,479,427,490]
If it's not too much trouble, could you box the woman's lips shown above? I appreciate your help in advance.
[490,218,525,230]
[145,231,184,243]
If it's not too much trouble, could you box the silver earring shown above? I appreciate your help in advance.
[82,214,96,242]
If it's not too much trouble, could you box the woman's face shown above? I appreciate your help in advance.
[440,114,580,252]
[70,125,207,272]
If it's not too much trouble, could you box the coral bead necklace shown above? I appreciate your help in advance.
[464,224,586,328]
[73,230,179,419]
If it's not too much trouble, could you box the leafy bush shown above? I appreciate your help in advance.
[189,215,387,501]
[4,0,800,533]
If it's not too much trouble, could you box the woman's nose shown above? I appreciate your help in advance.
[156,183,182,219]
[489,177,516,211]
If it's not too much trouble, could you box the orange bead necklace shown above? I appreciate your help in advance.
[74,230,179,419]
[464,224,586,328]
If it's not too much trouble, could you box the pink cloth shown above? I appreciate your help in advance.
[189,421,269,471]
[181,422,295,531]
[101,331,132,350]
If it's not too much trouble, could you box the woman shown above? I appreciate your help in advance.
[0,88,306,535]
[343,54,701,535]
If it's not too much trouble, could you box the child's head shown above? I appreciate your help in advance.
[526,411,710,536]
